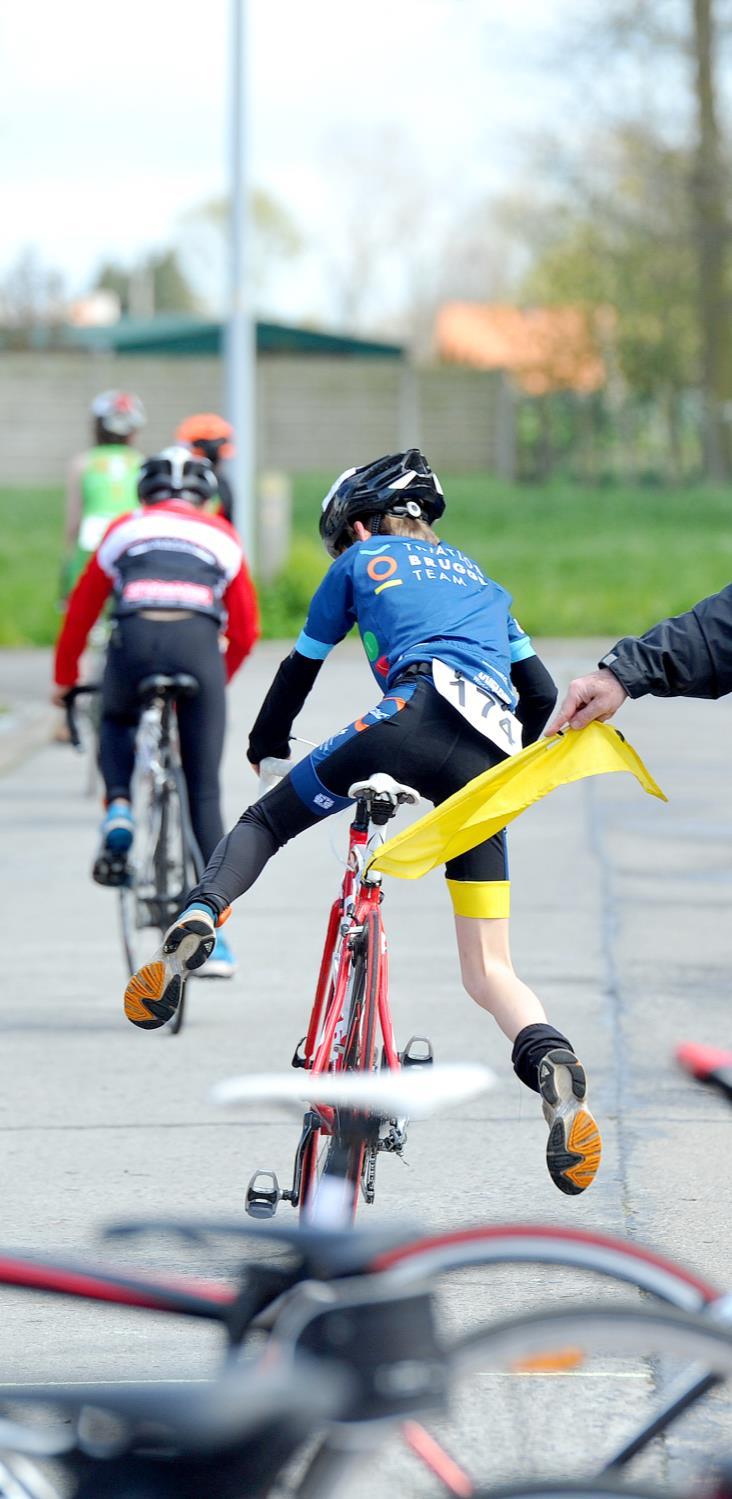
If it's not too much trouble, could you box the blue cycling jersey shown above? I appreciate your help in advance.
[295,536,534,708]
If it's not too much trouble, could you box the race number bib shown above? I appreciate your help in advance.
[432,659,522,757]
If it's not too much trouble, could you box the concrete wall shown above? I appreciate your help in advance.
[0,351,514,483]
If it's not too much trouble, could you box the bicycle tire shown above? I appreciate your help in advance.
[305,907,383,1223]
[118,769,161,978]
[298,917,349,1222]
[466,1484,668,1499]
[165,765,202,1036]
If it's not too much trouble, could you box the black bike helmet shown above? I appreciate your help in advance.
[319,449,445,559]
[137,445,218,507]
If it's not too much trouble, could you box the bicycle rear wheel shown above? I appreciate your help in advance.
[118,770,161,978]
[301,905,382,1225]
[163,766,203,1036]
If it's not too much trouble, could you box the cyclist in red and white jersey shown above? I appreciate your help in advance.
[53,447,259,977]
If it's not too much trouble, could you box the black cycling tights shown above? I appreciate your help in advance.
[188,678,509,916]
[99,614,226,862]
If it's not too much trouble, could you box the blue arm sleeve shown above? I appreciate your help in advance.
[508,613,536,664]
[295,552,356,661]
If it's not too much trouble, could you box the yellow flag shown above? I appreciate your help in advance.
[370,722,666,881]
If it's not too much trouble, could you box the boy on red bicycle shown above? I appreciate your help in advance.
[124,451,601,1195]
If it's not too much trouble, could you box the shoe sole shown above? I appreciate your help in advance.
[124,925,215,1030]
[124,962,182,1030]
[539,1049,602,1196]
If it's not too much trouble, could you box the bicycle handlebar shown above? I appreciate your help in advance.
[62,684,100,751]
[258,755,293,796]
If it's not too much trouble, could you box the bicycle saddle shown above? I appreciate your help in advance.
[348,772,420,815]
[136,673,200,703]
[211,1062,495,1120]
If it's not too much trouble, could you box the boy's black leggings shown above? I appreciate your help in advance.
[188,677,509,912]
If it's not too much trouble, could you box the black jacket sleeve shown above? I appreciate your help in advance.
[247,650,323,764]
[511,654,557,744]
[600,584,732,700]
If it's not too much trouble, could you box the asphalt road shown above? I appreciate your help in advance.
[1,641,731,1492]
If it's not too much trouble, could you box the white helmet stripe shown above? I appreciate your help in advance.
[388,470,416,491]
[321,467,357,512]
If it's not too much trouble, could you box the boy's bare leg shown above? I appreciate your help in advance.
[453,913,602,1195]
[453,914,545,1039]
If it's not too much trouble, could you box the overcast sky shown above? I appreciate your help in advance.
[5,0,699,325]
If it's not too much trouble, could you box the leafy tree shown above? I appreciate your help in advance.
[543,0,732,475]
[95,249,200,317]
[524,127,698,403]
[179,188,303,313]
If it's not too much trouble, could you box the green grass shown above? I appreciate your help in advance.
[4,477,732,647]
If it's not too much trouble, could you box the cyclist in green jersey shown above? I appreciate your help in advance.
[63,391,147,595]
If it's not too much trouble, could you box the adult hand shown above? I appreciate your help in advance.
[545,668,628,734]
[51,685,73,708]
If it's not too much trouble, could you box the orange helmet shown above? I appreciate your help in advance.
[176,413,235,463]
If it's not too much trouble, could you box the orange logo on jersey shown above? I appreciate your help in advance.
[367,555,402,595]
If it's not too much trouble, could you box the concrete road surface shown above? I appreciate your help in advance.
[1,641,731,1492]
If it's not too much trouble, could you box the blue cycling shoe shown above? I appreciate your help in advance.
[103,800,135,852]
[198,928,237,980]
[92,800,134,887]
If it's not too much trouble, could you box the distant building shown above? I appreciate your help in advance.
[0,314,516,482]
[436,302,612,396]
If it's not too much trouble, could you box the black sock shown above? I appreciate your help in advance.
[511,1023,574,1094]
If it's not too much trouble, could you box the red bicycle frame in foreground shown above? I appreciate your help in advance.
[246,776,426,1224]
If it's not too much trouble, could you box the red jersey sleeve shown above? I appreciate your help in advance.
[223,558,259,681]
[54,554,112,687]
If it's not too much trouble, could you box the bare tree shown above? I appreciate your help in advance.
[0,247,66,344]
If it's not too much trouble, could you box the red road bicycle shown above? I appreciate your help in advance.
[245,771,430,1224]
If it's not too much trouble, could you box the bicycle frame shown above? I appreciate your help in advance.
[305,810,399,1079]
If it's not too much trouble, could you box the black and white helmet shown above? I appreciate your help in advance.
[319,449,445,559]
[137,446,218,507]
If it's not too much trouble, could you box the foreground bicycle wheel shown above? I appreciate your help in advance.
[300,1301,732,1498]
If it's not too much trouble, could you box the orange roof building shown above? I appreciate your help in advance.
[435,302,609,395]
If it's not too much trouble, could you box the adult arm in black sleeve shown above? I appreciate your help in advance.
[600,583,732,700]
[247,650,323,764]
[511,654,557,744]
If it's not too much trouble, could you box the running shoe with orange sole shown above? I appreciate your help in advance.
[124,906,229,1030]
[538,1048,602,1195]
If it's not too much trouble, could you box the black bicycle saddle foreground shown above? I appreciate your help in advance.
[103,1215,422,1278]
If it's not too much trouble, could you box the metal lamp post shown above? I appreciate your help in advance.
[226,0,256,564]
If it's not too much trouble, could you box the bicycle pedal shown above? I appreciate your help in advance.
[291,1036,308,1069]
[400,1035,434,1068]
[245,1170,281,1220]
[92,851,129,888]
